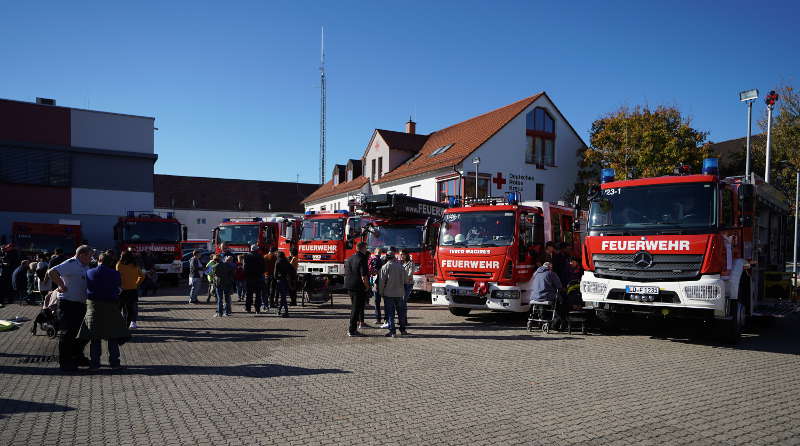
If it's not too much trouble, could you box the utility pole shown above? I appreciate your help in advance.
[764,90,779,183]
[319,27,327,185]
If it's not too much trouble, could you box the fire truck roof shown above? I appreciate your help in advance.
[601,174,716,189]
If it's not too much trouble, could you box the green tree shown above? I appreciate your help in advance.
[751,83,800,203]
[585,105,710,179]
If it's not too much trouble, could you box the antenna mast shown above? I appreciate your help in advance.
[319,26,327,185]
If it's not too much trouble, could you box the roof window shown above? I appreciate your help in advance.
[429,144,453,157]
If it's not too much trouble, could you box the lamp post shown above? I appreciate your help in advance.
[739,89,758,179]
[472,157,481,199]
[764,90,779,183]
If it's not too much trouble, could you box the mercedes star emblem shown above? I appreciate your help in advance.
[633,250,654,268]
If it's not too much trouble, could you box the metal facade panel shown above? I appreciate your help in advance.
[71,152,154,192]
[0,99,70,146]
[71,188,153,216]
[0,184,70,213]
[0,145,71,187]
[70,109,154,154]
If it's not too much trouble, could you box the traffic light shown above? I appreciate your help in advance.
[765,90,779,107]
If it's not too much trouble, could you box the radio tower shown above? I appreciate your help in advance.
[319,27,327,185]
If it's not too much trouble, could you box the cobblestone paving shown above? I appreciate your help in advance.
[1,289,799,445]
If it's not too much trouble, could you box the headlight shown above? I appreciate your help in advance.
[491,290,521,299]
[432,287,446,296]
[327,265,339,273]
[297,264,306,273]
[581,281,607,295]
[685,285,721,300]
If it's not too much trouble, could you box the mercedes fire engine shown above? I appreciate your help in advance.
[431,193,582,316]
[295,210,373,289]
[12,222,82,257]
[114,212,186,283]
[360,194,446,294]
[579,158,789,342]
[212,217,300,256]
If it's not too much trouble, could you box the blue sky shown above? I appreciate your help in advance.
[2,1,798,184]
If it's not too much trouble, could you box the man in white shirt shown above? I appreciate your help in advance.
[48,245,93,372]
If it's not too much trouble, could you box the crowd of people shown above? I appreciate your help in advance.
[187,242,299,318]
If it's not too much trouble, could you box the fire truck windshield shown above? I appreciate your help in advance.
[301,218,345,241]
[14,234,76,254]
[589,182,716,230]
[439,211,515,247]
[218,225,261,246]
[123,222,181,243]
[367,225,423,251]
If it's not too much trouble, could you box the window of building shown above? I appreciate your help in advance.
[346,167,353,182]
[0,146,71,187]
[321,205,327,211]
[536,183,544,201]
[409,185,421,197]
[525,108,556,168]
[378,157,383,178]
[463,174,490,199]
[333,173,339,185]
[430,144,453,157]
[371,159,376,181]
[196,218,207,225]
[437,177,461,202]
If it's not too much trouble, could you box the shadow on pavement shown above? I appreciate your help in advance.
[128,327,306,344]
[0,363,350,378]
[0,398,75,419]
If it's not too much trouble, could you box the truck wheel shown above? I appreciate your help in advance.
[448,307,471,317]
[715,300,745,344]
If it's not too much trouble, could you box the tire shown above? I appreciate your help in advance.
[46,327,56,338]
[448,307,471,317]
[542,322,550,334]
[715,300,745,344]
[526,319,533,332]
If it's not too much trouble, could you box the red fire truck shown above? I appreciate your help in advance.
[12,222,82,257]
[431,192,581,316]
[114,212,185,283]
[211,217,301,256]
[295,210,373,288]
[360,194,446,294]
[579,158,789,342]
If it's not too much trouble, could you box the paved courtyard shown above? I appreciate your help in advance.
[1,288,799,445]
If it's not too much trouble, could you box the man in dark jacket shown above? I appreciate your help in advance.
[344,242,369,337]
[273,252,295,317]
[213,256,235,317]
[243,245,265,314]
[531,262,563,303]
[187,250,204,304]
[11,260,30,302]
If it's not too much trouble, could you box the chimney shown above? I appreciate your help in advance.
[405,117,416,135]
[36,97,56,106]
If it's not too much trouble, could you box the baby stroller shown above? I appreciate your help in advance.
[31,291,59,338]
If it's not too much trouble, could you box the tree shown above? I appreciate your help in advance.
[584,105,710,179]
[751,83,800,203]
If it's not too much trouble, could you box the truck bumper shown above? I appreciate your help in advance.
[431,281,529,313]
[297,262,343,276]
[580,271,727,319]
[156,261,182,276]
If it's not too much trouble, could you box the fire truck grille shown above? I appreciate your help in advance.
[449,271,493,280]
[152,252,177,264]
[592,254,703,282]
[606,289,680,304]
[451,294,487,306]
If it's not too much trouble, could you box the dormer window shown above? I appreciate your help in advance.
[346,167,353,182]
[429,143,453,157]
[525,107,556,168]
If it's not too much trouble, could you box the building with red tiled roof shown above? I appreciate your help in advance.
[303,92,587,212]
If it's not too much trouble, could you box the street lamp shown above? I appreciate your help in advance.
[472,157,481,199]
[739,89,758,180]
[764,90,780,183]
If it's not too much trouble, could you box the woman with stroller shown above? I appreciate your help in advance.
[77,251,130,371]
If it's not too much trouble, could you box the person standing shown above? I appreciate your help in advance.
[243,245,265,314]
[378,250,408,337]
[344,241,370,337]
[12,260,30,303]
[77,251,129,370]
[369,247,385,326]
[234,254,246,301]
[205,255,219,303]
[213,255,235,317]
[48,247,68,270]
[263,247,278,311]
[287,248,299,306]
[187,250,204,304]
[117,251,144,329]
[48,245,93,372]
[273,252,295,317]
[400,251,415,329]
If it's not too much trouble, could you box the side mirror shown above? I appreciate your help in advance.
[182,226,188,241]
[285,226,294,241]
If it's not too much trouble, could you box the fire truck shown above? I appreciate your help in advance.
[359,194,447,294]
[12,222,82,257]
[579,158,789,342]
[211,217,301,256]
[114,212,185,283]
[431,192,582,316]
[295,210,373,289]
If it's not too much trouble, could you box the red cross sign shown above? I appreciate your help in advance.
[492,172,506,190]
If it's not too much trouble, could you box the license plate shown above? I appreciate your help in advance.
[625,286,659,295]
[312,255,322,261]
[452,289,474,296]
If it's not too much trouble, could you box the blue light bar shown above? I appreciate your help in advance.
[600,168,616,183]
[335,210,349,215]
[702,158,719,175]
[305,211,316,216]
[166,212,175,219]
[223,218,230,222]
[505,191,520,205]
[447,196,460,208]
